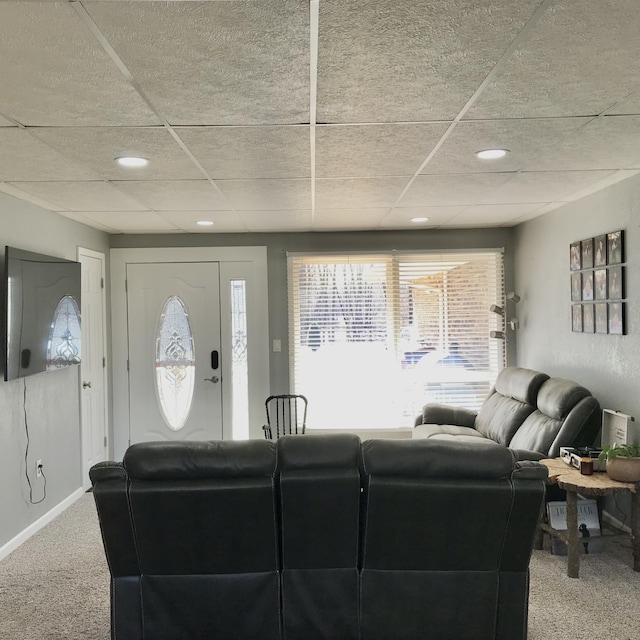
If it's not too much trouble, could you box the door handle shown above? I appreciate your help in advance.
[82,381,92,389]
[204,376,219,384]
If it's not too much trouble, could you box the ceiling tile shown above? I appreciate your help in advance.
[159,210,243,233]
[317,0,542,123]
[311,209,387,230]
[0,2,158,126]
[216,179,311,210]
[32,127,203,180]
[111,180,230,211]
[177,126,310,179]
[7,181,149,212]
[381,206,468,228]
[425,118,589,174]
[397,173,514,207]
[86,0,309,125]
[607,90,640,116]
[490,171,616,204]
[468,0,640,118]
[447,203,546,226]
[60,211,178,233]
[0,115,15,127]
[524,116,640,171]
[315,177,410,209]
[0,129,101,181]
[316,124,449,178]
[237,210,313,232]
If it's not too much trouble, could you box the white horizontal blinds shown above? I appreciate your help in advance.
[288,251,504,429]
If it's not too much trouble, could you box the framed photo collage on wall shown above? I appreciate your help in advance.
[570,230,625,335]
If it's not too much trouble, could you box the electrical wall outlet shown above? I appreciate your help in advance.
[36,459,43,478]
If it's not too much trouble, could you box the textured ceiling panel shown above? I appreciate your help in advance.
[0,2,158,126]
[0,130,100,181]
[86,0,309,125]
[215,179,311,210]
[447,203,545,226]
[7,181,149,212]
[237,210,312,232]
[468,0,640,119]
[64,211,179,233]
[523,116,640,171]
[315,177,410,209]
[607,90,640,116]
[178,126,310,179]
[381,206,468,228]
[0,115,15,126]
[317,0,541,123]
[398,173,514,207]
[425,118,589,175]
[160,210,243,232]
[316,124,449,178]
[32,127,203,180]
[489,171,616,204]
[111,180,230,211]
[311,209,387,230]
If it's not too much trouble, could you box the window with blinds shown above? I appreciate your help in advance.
[287,251,505,430]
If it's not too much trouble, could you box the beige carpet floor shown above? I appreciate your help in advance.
[1,493,639,639]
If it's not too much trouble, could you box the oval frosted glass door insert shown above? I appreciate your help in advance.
[155,295,195,430]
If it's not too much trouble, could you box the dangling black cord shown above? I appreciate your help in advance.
[23,377,46,505]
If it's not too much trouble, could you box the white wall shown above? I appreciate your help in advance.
[0,192,109,554]
[514,173,640,424]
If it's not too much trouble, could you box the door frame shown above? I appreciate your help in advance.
[110,246,270,460]
[78,247,109,489]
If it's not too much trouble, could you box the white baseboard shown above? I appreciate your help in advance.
[0,487,85,562]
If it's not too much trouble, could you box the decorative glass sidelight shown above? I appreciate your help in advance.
[230,280,249,439]
[46,295,82,371]
[155,295,195,430]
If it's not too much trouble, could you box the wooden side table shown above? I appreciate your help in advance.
[539,458,639,578]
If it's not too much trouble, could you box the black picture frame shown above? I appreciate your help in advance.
[582,304,595,333]
[608,302,625,335]
[594,234,607,267]
[594,268,607,301]
[570,241,582,271]
[581,238,594,269]
[572,305,583,332]
[595,303,608,334]
[607,230,624,265]
[571,272,582,301]
[608,266,624,300]
[582,270,594,301]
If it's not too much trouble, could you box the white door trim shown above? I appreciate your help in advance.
[78,247,108,489]
[110,246,270,459]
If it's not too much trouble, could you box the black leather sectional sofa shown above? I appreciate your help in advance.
[91,434,547,640]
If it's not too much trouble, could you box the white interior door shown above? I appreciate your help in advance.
[79,249,108,489]
[126,262,223,444]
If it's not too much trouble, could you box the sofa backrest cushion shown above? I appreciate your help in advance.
[510,378,601,456]
[474,367,549,445]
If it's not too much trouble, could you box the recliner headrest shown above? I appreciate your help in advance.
[362,439,515,479]
[537,378,591,420]
[277,434,362,470]
[494,367,549,405]
[123,440,276,480]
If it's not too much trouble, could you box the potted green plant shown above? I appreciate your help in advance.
[598,443,640,482]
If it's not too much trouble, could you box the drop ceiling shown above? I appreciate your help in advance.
[1,0,639,234]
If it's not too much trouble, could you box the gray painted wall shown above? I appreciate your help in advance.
[0,192,109,551]
[514,173,640,423]
[111,227,517,393]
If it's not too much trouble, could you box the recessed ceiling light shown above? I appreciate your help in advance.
[475,149,509,160]
[411,217,430,223]
[115,156,149,168]
[196,220,214,227]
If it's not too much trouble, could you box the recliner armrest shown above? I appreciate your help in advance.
[512,460,548,481]
[510,448,546,462]
[415,403,477,428]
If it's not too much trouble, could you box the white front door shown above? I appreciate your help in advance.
[126,262,223,444]
[79,248,108,488]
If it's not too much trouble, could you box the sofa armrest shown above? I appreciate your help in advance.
[415,403,477,428]
[512,460,549,481]
[510,449,546,462]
